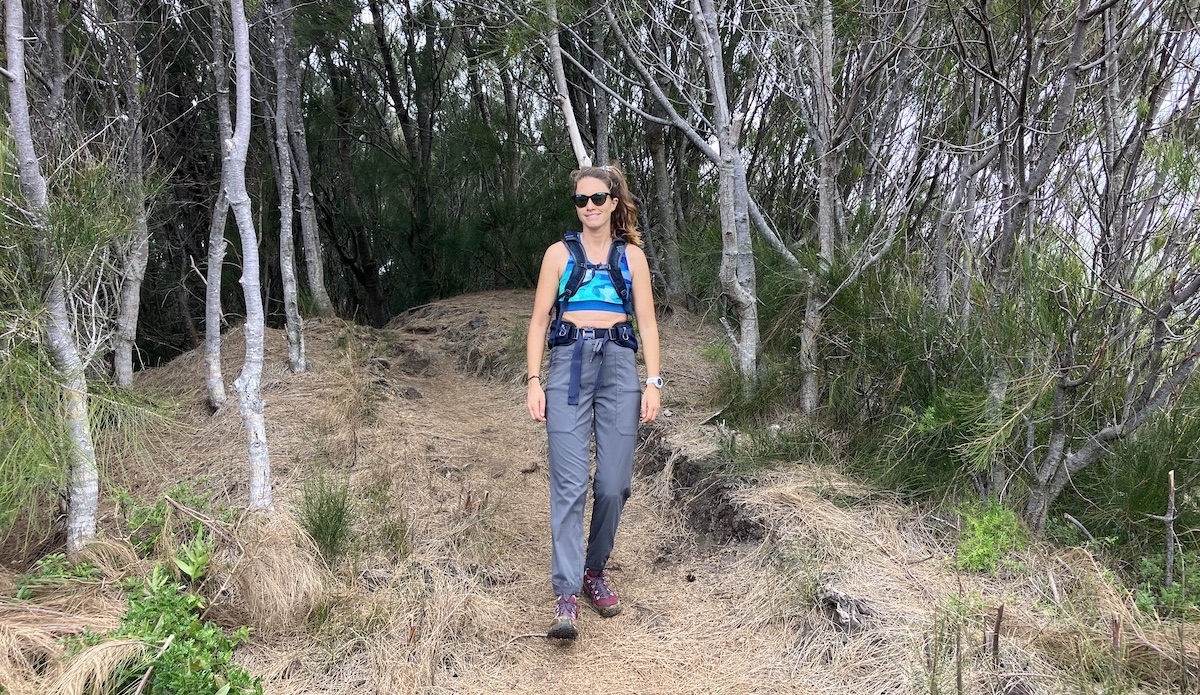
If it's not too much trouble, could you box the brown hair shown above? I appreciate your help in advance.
[571,165,642,247]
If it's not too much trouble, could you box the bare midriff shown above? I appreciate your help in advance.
[561,309,628,330]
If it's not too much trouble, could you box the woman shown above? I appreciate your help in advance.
[526,165,661,640]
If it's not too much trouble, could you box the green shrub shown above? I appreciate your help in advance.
[300,475,353,563]
[956,500,1028,572]
[121,483,211,557]
[75,565,262,695]
[1133,551,1200,618]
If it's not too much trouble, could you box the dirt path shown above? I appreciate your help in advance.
[365,291,798,693]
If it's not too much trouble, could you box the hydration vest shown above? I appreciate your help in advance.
[547,230,637,352]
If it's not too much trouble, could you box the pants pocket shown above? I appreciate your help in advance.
[615,390,641,436]
[609,347,641,436]
[544,347,575,433]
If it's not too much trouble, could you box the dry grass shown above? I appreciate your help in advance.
[738,471,1199,693]
[3,292,1197,694]
[224,513,327,638]
[45,638,146,695]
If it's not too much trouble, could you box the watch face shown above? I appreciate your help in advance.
[647,377,664,388]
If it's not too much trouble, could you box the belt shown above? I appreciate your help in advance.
[548,321,638,405]
[559,324,631,343]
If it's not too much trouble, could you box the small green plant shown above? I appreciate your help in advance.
[300,474,353,563]
[76,565,262,695]
[15,553,101,599]
[174,531,214,583]
[956,500,1028,572]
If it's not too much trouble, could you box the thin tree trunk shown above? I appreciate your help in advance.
[272,0,305,373]
[206,0,232,411]
[112,0,149,387]
[693,0,759,388]
[279,0,334,317]
[227,0,272,511]
[590,5,609,166]
[6,1,99,556]
[500,66,521,202]
[547,0,591,167]
[798,0,835,413]
[646,110,685,309]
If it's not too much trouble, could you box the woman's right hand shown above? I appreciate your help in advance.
[527,381,546,422]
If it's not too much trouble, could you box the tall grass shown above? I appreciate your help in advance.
[300,475,354,564]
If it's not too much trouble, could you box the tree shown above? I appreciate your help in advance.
[226,0,272,510]
[277,0,335,318]
[5,0,100,555]
[206,0,233,411]
[546,0,591,167]
[270,0,306,373]
[108,0,152,388]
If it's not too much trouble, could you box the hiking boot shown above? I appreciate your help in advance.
[547,595,579,639]
[582,569,621,617]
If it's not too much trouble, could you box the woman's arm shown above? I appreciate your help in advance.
[627,245,660,423]
[527,243,566,422]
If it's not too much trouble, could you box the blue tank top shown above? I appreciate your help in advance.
[557,251,633,314]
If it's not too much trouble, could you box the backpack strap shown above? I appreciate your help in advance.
[552,230,588,323]
[606,237,634,318]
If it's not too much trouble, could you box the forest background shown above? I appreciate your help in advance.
[1,0,1198,675]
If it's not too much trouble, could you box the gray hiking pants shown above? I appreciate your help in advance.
[545,338,641,598]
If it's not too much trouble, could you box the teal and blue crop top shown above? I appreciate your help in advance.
[558,253,633,314]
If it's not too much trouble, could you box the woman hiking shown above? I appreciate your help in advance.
[525,165,662,639]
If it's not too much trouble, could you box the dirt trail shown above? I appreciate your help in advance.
[360,291,797,693]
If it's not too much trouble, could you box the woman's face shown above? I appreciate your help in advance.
[574,176,618,232]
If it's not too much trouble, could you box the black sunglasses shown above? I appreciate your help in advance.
[572,192,613,208]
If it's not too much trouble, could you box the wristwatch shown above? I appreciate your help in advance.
[645,376,664,389]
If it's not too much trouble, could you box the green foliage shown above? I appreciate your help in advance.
[121,483,212,559]
[956,501,1028,572]
[77,565,262,695]
[15,553,102,600]
[174,531,214,584]
[1057,408,1200,558]
[0,341,67,533]
[1132,551,1200,619]
[300,474,353,563]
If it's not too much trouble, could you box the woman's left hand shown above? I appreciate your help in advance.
[641,386,661,423]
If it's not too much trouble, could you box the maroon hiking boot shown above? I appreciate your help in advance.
[547,595,579,639]
[582,569,621,617]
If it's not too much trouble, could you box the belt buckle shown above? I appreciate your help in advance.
[579,327,596,340]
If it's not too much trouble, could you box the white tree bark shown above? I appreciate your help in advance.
[227,0,272,511]
[692,0,759,388]
[547,0,591,168]
[278,0,335,317]
[112,0,150,388]
[797,0,835,413]
[6,1,99,556]
[206,0,232,411]
[595,0,762,381]
[272,0,305,373]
